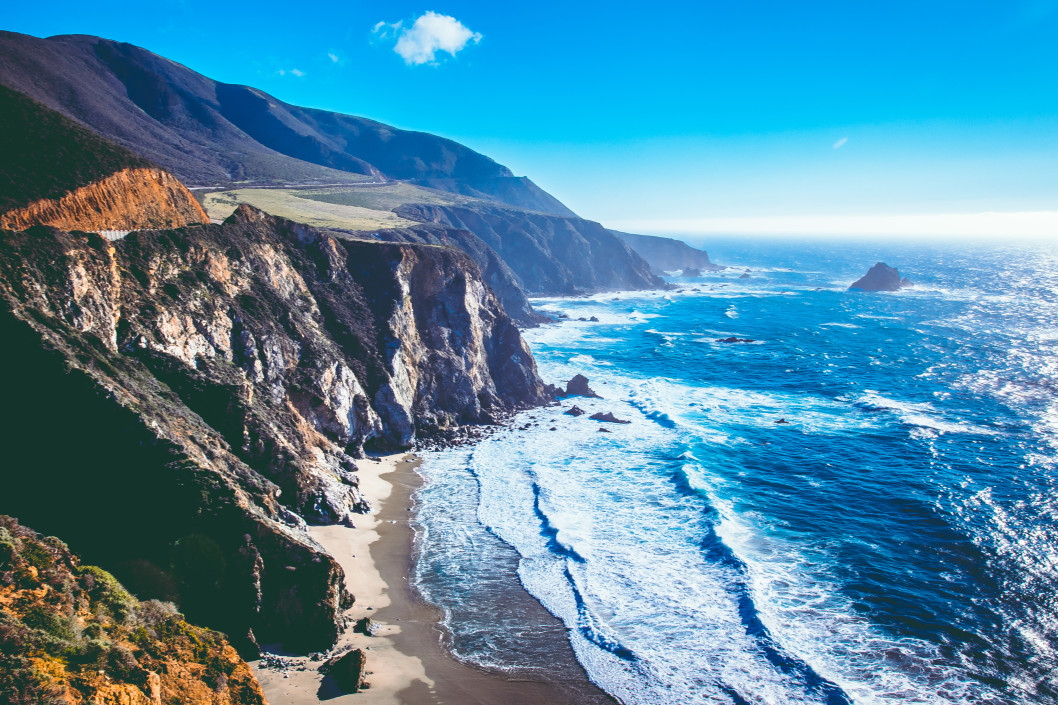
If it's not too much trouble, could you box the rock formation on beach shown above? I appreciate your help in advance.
[849,262,913,292]
[0,516,267,705]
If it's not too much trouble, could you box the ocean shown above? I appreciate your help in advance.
[412,238,1058,704]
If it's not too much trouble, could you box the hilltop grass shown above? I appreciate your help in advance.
[202,188,421,231]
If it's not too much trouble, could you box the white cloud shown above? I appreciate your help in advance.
[373,11,481,65]
[276,68,306,77]
[833,137,848,149]
[327,51,340,63]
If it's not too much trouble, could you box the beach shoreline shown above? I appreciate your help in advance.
[252,451,615,705]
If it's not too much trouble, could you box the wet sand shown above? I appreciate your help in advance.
[253,453,615,705]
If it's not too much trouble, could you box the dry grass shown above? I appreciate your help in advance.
[202,188,420,231]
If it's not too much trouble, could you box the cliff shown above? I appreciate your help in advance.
[0,206,547,652]
[0,167,210,232]
[361,221,545,326]
[0,516,267,705]
[394,203,663,295]
[612,230,723,274]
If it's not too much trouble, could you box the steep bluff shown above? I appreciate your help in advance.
[360,221,545,326]
[0,206,546,652]
[0,167,210,232]
[0,516,267,705]
[613,230,723,274]
[395,203,663,295]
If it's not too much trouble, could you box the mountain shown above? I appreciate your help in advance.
[612,230,723,274]
[0,516,267,705]
[0,31,561,214]
[0,30,670,309]
[0,206,547,651]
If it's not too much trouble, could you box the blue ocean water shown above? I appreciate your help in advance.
[414,239,1058,704]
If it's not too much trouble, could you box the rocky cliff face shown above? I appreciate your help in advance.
[0,516,267,705]
[0,167,210,232]
[395,203,663,295]
[361,221,545,326]
[0,206,546,652]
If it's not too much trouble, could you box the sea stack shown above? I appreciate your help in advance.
[849,262,913,292]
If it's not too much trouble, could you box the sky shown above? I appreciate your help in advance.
[5,1,1058,240]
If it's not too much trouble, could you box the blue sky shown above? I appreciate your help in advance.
[6,1,1058,238]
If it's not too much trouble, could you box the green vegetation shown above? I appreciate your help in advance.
[0,84,153,213]
[0,516,264,704]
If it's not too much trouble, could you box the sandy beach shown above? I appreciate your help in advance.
[252,453,615,705]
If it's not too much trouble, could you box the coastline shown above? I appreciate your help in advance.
[253,452,616,705]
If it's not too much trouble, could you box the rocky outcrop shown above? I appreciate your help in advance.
[0,516,267,705]
[395,203,663,295]
[589,412,631,424]
[0,167,209,232]
[613,230,722,274]
[849,262,912,292]
[363,221,545,327]
[564,374,601,398]
[0,206,546,653]
[320,649,368,693]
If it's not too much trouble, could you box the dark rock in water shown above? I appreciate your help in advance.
[565,405,586,417]
[565,374,601,398]
[597,427,612,433]
[353,617,375,636]
[589,411,631,424]
[717,337,756,343]
[849,262,913,292]
[321,649,367,693]
[681,267,702,277]
[589,315,600,322]
[775,418,789,424]
[739,273,750,279]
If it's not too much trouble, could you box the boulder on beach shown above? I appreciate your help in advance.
[849,262,913,292]
[321,648,368,693]
[564,405,586,416]
[565,374,601,398]
[589,411,631,424]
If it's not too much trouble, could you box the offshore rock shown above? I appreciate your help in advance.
[849,262,913,292]
[0,205,546,653]
[565,374,601,398]
[564,405,587,417]
[589,411,631,424]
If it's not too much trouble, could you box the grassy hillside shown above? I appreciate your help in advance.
[0,83,152,213]
[0,516,265,705]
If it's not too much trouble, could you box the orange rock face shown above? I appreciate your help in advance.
[0,167,209,232]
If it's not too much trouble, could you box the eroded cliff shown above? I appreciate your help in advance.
[0,167,210,232]
[0,206,546,652]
